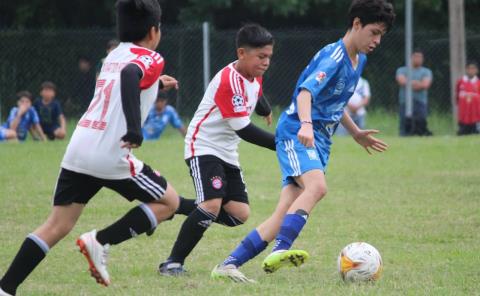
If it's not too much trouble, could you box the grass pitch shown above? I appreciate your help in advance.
[0,115,479,295]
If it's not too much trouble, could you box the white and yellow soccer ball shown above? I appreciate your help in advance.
[337,242,383,282]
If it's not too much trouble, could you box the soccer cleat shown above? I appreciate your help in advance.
[262,249,310,273]
[211,264,256,283]
[158,261,187,276]
[76,230,111,286]
[0,287,12,296]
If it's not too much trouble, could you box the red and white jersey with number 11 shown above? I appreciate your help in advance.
[62,42,164,179]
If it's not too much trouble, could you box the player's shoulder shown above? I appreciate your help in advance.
[313,40,345,71]
[216,63,241,92]
[165,105,177,113]
[129,45,164,71]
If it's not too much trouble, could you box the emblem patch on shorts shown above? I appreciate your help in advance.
[307,149,320,161]
[211,176,223,189]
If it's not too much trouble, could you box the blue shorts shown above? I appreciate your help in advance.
[276,134,331,187]
[0,126,7,141]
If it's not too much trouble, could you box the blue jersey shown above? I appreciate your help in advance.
[2,107,40,141]
[33,99,63,135]
[142,105,184,140]
[279,39,367,138]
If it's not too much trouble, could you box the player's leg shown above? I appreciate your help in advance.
[159,156,226,276]
[262,170,326,273]
[212,184,301,282]
[0,169,98,295]
[262,138,329,273]
[215,165,250,227]
[0,127,17,142]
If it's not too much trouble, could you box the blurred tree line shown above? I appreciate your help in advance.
[1,0,479,30]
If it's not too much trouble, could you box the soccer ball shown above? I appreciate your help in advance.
[337,242,383,282]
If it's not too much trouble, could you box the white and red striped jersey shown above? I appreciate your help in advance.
[62,42,164,179]
[185,62,263,166]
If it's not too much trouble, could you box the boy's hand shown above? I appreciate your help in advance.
[121,131,143,149]
[263,113,273,126]
[18,103,30,115]
[297,123,314,147]
[352,129,388,154]
[159,75,178,91]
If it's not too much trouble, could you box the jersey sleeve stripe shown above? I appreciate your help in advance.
[330,46,341,59]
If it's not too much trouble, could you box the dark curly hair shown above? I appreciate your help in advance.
[347,0,396,32]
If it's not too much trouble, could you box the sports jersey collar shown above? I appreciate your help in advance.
[229,62,256,83]
[463,75,478,83]
[339,39,360,71]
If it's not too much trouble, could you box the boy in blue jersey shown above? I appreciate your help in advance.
[1,91,47,142]
[211,0,395,282]
[142,90,186,140]
[33,81,67,140]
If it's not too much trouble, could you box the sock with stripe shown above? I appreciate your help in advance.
[222,229,268,267]
[0,234,49,295]
[272,209,309,252]
[96,204,157,245]
[167,207,216,264]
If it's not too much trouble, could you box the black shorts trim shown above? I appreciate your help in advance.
[53,164,168,206]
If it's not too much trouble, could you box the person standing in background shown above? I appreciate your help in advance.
[396,49,433,136]
[456,61,480,135]
[336,76,371,135]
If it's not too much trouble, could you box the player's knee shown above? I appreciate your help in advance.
[310,183,328,201]
[198,199,222,216]
[7,130,17,139]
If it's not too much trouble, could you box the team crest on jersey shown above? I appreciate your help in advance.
[232,94,246,113]
[315,71,327,83]
[138,55,154,70]
[334,79,346,95]
[211,176,223,190]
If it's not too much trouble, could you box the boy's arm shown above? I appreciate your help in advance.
[59,114,67,133]
[340,110,388,154]
[255,95,273,126]
[233,121,275,151]
[296,89,314,147]
[30,123,47,141]
[120,63,144,148]
[9,106,28,131]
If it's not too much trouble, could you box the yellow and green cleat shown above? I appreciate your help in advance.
[262,250,310,273]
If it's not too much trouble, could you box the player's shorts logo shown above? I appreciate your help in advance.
[232,94,246,113]
[315,71,327,83]
[307,149,320,160]
[211,176,223,190]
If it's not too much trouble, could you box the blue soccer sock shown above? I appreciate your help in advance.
[222,229,268,268]
[272,210,308,252]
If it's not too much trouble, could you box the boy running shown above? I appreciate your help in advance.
[211,0,395,282]
[158,24,276,276]
[0,1,184,294]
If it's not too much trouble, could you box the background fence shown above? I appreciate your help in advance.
[1,25,480,120]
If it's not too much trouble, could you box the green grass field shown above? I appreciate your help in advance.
[1,114,479,295]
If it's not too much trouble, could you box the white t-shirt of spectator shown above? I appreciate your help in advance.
[62,42,164,179]
[184,62,263,167]
[348,77,370,116]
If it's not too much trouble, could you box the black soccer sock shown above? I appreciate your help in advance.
[96,204,157,246]
[0,234,49,295]
[167,207,217,264]
[175,196,196,216]
[215,208,244,227]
